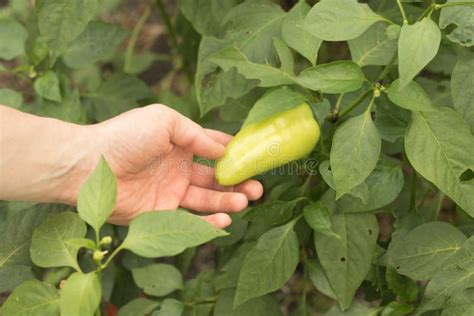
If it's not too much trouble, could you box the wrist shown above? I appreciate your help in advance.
[56,123,104,206]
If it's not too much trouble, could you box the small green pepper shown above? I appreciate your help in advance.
[216,103,320,186]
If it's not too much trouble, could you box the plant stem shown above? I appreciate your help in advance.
[319,130,327,155]
[124,6,151,73]
[155,0,179,49]
[185,298,218,306]
[334,93,345,114]
[301,268,308,315]
[365,94,376,113]
[434,2,474,9]
[409,170,417,211]
[155,0,194,82]
[417,5,435,22]
[95,231,100,248]
[338,89,372,119]
[434,192,445,220]
[376,52,398,82]
[396,0,409,24]
[100,244,123,270]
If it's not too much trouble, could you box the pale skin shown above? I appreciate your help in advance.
[0,104,263,228]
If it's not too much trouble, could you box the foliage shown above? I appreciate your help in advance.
[1,0,474,315]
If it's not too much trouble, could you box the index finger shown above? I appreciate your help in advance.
[169,114,226,159]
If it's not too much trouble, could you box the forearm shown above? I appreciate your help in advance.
[0,105,100,204]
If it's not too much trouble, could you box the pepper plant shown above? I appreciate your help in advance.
[1,0,474,315]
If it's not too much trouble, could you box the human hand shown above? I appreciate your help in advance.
[89,104,263,228]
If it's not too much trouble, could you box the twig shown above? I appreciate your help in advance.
[434,2,474,9]
[124,6,151,73]
[100,244,124,270]
[155,0,194,82]
[434,192,445,220]
[410,170,417,211]
[396,0,409,24]
[338,89,372,119]
[376,52,398,82]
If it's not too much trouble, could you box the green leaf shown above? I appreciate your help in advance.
[300,0,385,41]
[386,79,437,112]
[0,206,55,291]
[213,214,248,247]
[405,108,474,217]
[77,156,117,233]
[336,159,405,212]
[315,211,378,310]
[311,98,331,125]
[60,272,102,316]
[330,110,381,199]
[439,0,474,47]
[63,21,127,69]
[124,51,160,75]
[418,265,474,314]
[117,298,160,316]
[34,71,62,102]
[0,266,33,293]
[244,200,298,226]
[443,237,474,270]
[132,263,183,297]
[325,301,378,316]
[374,95,411,142]
[273,37,294,74]
[0,88,22,109]
[214,242,255,290]
[65,238,97,251]
[30,212,87,271]
[214,288,282,316]
[210,46,297,87]
[418,78,453,108]
[37,89,85,124]
[388,222,467,280]
[297,61,366,94]
[223,2,285,64]
[243,86,307,126]
[398,18,441,89]
[319,160,370,203]
[451,57,474,133]
[37,0,99,62]
[282,1,322,66]
[156,89,200,120]
[88,73,151,120]
[386,265,419,303]
[303,201,340,239]
[195,1,286,115]
[177,0,238,37]
[0,19,27,60]
[122,211,228,258]
[305,258,336,300]
[349,23,400,67]
[196,36,257,115]
[441,288,474,316]
[153,299,184,316]
[381,302,414,316]
[2,280,59,316]
[234,221,299,307]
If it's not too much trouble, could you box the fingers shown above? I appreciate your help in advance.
[191,163,263,200]
[202,213,232,229]
[235,180,264,201]
[205,129,233,146]
[169,114,226,159]
[180,185,248,213]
